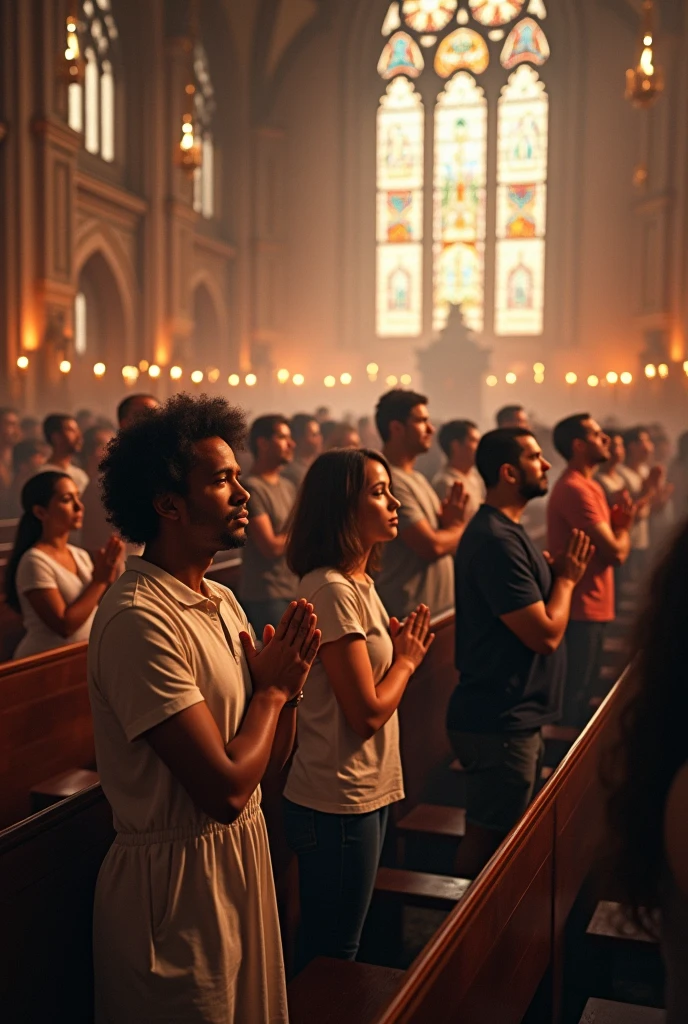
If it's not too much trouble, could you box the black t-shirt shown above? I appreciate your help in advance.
[447,504,565,734]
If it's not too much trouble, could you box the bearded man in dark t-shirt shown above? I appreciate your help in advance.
[448,428,593,878]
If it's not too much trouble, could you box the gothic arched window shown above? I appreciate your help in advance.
[376,0,550,338]
[192,43,217,220]
[68,0,119,163]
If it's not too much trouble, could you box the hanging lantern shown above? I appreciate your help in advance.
[625,0,663,109]
[176,98,202,175]
[58,11,85,85]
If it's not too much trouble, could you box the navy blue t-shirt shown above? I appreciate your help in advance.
[447,503,565,733]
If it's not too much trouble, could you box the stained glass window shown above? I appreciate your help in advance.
[378,32,425,79]
[402,0,458,33]
[377,77,424,337]
[192,43,216,220]
[494,64,548,335]
[433,72,488,332]
[527,0,547,18]
[500,18,550,69]
[382,3,402,35]
[434,29,490,78]
[468,0,524,27]
[68,0,118,163]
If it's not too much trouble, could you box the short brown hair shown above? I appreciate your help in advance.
[287,448,392,578]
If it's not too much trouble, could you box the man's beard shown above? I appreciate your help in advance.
[518,470,547,502]
[221,529,246,550]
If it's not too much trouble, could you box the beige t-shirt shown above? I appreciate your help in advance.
[36,460,89,494]
[284,567,404,815]
[14,544,95,659]
[241,474,298,601]
[431,464,485,521]
[376,466,455,620]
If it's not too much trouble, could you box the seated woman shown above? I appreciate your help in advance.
[5,471,123,659]
[283,448,434,969]
[606,519,688,1024]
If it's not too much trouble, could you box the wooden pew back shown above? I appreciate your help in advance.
[0,643,91,827]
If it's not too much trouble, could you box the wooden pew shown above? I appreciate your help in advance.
[0,642,91,828]
[372,675,626,1024]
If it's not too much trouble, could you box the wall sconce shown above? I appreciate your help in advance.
[176,93,202,176]
[625,0,663,109]
[58,11,85,85]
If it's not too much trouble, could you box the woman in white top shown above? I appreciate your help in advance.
[284,448,434,968]
[5,471,123,659]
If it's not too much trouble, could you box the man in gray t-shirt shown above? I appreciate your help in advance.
[241,415,299,636]
[374,390,468,620]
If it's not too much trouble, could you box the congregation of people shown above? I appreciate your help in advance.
[0,389,685,1021]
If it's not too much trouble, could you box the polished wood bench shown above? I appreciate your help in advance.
[579,997,665,1023]
[30,767,100,813]
[288,958,405,1024]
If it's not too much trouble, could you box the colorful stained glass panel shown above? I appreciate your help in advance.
[495,65,548,335]
[468,0,524,26]
[402,0,458,33]
[433,72,488,332]
[434,29,490,77]
[378,31,425,79]
[381,2,401,35]
[500,18,550,69]
[377,77,424,336]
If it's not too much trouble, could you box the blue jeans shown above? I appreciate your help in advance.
[241,598,292,640]
[283,799,389,969]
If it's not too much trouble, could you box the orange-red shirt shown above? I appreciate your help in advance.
[546,469,614,622]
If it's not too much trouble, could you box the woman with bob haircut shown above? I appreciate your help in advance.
[283,447,434,967]
[605,519,688,1022]
[5,470,122,658]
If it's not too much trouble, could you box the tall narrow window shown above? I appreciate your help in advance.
[74,291,88,355]
[433,72,488,333]
[376,76,424,337]
[192,43,216,220]
[68,1,119,163]
[375,0,550,340]
[494,64,548,335]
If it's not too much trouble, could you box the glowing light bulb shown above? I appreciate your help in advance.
[505,372,517,384]
[148,364,161,378]
[16,355,29,369]
[639,46,654,76]
[587,374,599,387]
[620,371,633,384]
[324,375,336,388]
[565,372,577,384]
[276,368,290,383]
[645,363,657,379]
[683,361,688,375]
[606,371,619,384]
[533,362,545,373]
[486,375,498,387]
[534,373,545,384]
[400,373,412,385]
[122,365,139,381]
[93,362,106,377]
[170,365,183,380]
[292,373,305,386]
[190,370,204,384]
[138,359,149,372]
[385,374,398,386]
[643,34,653,46]
[207,368,220,383]
[658,363,669,378]
[340,372,352,385]
[245,373,257,387]
[228,374,240,386]
[59,359,72,374]
[366,362,379,375]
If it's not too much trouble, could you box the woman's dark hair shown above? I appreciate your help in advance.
[287,448,392,578]
[5,471,69,613]
[99,393,246,545]
[605,520,688,934]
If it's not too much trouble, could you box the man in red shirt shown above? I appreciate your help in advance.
[547,414,633,726]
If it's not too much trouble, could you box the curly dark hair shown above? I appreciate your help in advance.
[99,393,246,544]
[605,519,688,934]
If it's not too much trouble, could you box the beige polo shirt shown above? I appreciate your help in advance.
[284,567,404,815]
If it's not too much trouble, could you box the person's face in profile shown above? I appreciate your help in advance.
[356,458,401,549]
[178,437,251,553]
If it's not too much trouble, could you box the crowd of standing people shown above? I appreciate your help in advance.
[0,389,685,1021]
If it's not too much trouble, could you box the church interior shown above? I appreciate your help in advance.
[1,1,687,1022]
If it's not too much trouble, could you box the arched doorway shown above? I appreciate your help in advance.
[192,282,221,370]
[73,251,127,378]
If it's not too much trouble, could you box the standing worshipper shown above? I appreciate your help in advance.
[619,425,670,578]
[547,415,633,727]
[89,394,320,1024]
[284,448,433,967]
[495,404,530,430]
[116,392,160,429]
[375,389,467,620]
[0,407,21,516]
[36,414,89,493]
[432,419,484,521]
[241,415,299,637]
[448,428,592,878]
[283,413,323,490]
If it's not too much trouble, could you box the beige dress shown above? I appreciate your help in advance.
[88,556,288,1024]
